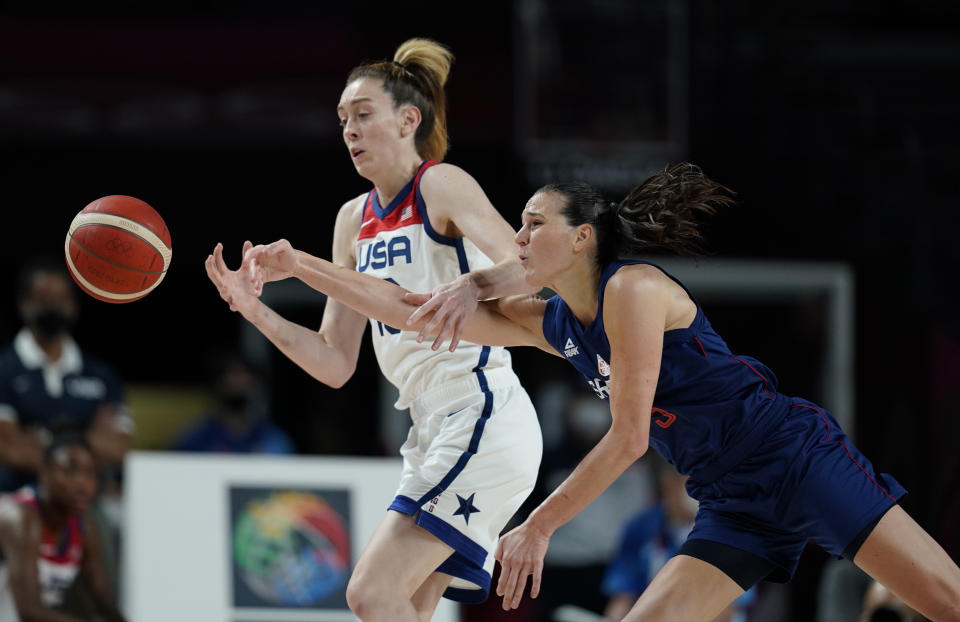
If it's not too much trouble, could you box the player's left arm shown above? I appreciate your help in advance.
[494,267,668,610]
[407,164,538,350]
[80,512,127,622]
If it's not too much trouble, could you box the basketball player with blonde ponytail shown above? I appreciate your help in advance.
[207,38,542,621]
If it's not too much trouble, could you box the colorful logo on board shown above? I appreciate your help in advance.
[231,488,351,609]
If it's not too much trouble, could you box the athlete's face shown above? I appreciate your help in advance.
[337,77,412,180]
[42,445,98,515]
[515,191,582,287]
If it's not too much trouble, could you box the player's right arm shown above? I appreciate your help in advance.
[205,197,368,389]
[240,237,556,355]
[0,501,83,622]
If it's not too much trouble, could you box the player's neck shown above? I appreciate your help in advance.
[374,157,423,206]
[550,263,601,327]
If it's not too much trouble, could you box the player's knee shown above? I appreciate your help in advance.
[345,571,378,617]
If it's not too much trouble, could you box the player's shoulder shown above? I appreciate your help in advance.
[606,263,672,297]
[419,161,479,192]
[338,193,367,219]
[334,193,368,230]
[0,493,35,539]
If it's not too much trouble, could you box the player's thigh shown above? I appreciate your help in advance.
[350,510,454,597]
[623,554,744,622]
[410,572,455,622]
[854,505,960,622]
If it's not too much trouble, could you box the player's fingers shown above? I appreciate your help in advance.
[421,310,446,346]
[242,240,253,256]
[448,320,465,353]
[204,254,222,283]
[496,562,517,600]
[417,306,445,343]
[403,292,433,307]
[407,295,441,326]
[430,318,450,351]
[529,562,543,599]
[510,569,531,609]
[213,242,229,272]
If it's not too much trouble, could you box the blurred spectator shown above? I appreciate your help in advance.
[859,580,927,622]
[536,392,652,621]
[0,255,132,492]
[0,256,130,607]
[602,455,755,622]
[0,434,127,621]
[172,349,293,454]
[817,558,874,622]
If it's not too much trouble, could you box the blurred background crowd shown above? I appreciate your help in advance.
[0,1,958,620]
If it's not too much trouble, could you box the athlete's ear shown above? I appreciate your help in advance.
[572,223,594,253]
[399,105,422,138]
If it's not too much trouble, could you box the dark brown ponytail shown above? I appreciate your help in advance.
[538,163,734,270]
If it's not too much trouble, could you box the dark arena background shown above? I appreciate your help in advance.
[2,1,959,621]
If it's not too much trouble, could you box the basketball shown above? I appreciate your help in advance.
[64,195,173,303]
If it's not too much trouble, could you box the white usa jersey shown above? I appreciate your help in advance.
[356,161,515,409]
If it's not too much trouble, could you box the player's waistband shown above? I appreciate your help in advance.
[409,367,522,420]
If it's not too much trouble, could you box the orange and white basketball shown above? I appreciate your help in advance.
[64,195,172,303]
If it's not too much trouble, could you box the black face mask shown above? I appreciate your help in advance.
[28,309,75,339]
[220,393,252,415]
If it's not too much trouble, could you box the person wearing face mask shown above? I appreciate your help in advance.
[172,350,293,455]
[0,256,132,493]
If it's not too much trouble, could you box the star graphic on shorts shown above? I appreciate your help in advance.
[453,493,480,525]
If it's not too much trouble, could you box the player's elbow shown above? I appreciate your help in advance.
[609,408,650,460]
[322,366,355,389]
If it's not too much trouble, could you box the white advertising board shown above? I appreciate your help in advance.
[123,451,460,622]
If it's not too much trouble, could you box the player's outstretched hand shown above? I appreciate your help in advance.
[205,241,260,316]
[493,520,551,611]
[243,239,299,293]
[404,274,479,352]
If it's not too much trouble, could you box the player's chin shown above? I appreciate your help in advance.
[522,268,544,289]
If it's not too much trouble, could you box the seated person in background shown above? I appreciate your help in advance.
[602,456,755,622]
[0,256,132,492]
[173,349,293,454]
[0,435,127,622]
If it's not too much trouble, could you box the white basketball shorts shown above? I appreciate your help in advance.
[388,365,542,603]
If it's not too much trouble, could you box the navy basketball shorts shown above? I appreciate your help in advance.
[682,396,906,587]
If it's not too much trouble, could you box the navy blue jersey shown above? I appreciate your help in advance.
[542,260,791,484]
[0,342,124,434]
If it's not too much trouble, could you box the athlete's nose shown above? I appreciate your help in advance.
[343,117,360,141]
[515,226,528,246]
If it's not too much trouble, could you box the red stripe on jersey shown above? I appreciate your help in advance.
[13,488,84,565]
[357,161,438,240]
[791,403,897,503]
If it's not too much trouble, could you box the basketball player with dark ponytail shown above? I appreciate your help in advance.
[210,162,960,621]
